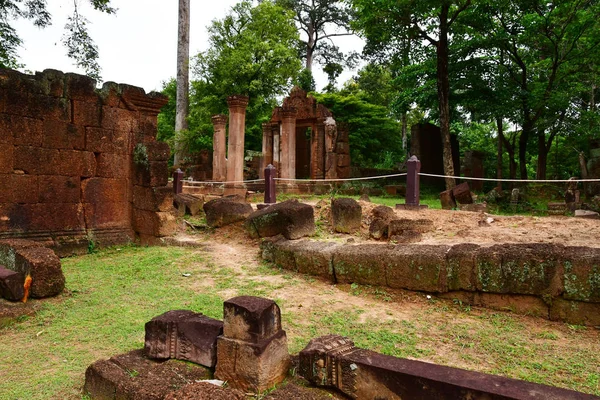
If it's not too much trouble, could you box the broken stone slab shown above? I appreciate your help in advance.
[174,193,204,216]
[216,296,289,392]
[574,209,599,219]
[547,202,568,215]
[389,230,422,243]
[459,203,488,212]
[203,196,253,228]
[331,198,362,234]
[144,310,223,368]
[84,349,211,400]
[0,266,25,301]
[369,218,389,240]
[371,205,396,221]
[299,335,596,400]
[14,246,64,298]
[452,182,473,204]
[388,218,434,236]
[245,199,315,240]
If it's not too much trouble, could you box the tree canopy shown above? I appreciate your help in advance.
[0,0,115,79]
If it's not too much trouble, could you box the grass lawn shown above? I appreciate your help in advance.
[1,240,599,399]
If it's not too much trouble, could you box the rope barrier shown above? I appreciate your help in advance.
[274,173,408,183]
[183,178,265,185]
[418,173,600,183]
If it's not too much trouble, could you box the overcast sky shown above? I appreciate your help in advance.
[12,0,363,93]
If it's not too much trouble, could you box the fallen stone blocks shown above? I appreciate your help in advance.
[203,196,253,228]
[174,193,204,216]
[0,266,24,301]
[331,198,362,234]
[245,199,315,239]
[299,335,594,400]
[0,239,64,299]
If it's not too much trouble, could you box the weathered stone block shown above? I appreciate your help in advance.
[164,382,245,400]
[452,182,473,204]
[386,245,450,293]
[245,199,315,239]
[369,218,389,240]
[563,246,600,303]
[38,175,80,203]
[14,247,64,298]
[216,296,289,392]
[85,127,117,153]
[84,202,130,229]
[133,161,169,188]
[144,310,224,368]
[440,189,457,210]
[333,244,392,286]
[102,105,138,133]
[42,120,85,150]
[0,265,25,301]
[5,203,85,232]
[82,177,127,204]
[174,193,203,216]
[204,197,253,228]
[388,218,434,236]
[72,99,101,127]
[95,152,129,178]
[446,243,479,291]
[331,198,362,234]
[389,230,422,243]
[0,174,39,204]
[84,349,211,400]
[133,186,174,212]
[371,205,396,221]
[550,298,600,326]
[2,115,42,146]
[292,240,337,282]
[145,141,171,162]
[260,237,297,271]
[0,145,12,174]
[133,210,176,237]
[64,72,96,100]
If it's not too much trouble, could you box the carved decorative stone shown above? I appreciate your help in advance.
[144,310,223,368]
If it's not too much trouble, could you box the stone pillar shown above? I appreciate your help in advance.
[211,114,228,182]
[259,123,274,179]
[273,125,281,176]
[173,168,184,194]
[280,107,297,179]
[264,164,276,204]
[406,156,421,206]
[215,296,289,392]
[226,95,249,184]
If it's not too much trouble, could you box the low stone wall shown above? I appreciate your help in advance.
[261,239,600,325]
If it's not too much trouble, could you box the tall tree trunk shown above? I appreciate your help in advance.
[401,113,407,151]
[437,4,456,190]
[536,130,548,180]
[174,0,190,167]
[519,119,533,180]
[496,117,503,191]
[501,134,517,188]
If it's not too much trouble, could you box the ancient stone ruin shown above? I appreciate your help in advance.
[0,68,176,254]
[84,296,595,399]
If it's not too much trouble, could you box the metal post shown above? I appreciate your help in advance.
[173,168,184,195]
[406,156,421,206]
[264,164,276,204]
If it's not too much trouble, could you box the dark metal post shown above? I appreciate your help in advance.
[264,164,276,204]
[173,168,184,195]
[406,156,421,206]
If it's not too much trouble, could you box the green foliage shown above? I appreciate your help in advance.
[0,0,114,78]
[295,68,316,92]
[314,92,402,168]
[133,143,149,168]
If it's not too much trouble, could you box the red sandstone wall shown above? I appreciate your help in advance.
[0,68,175,255]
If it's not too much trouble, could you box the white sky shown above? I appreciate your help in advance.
[12,0,363,93]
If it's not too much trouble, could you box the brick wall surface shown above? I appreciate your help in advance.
[0,68,174,255]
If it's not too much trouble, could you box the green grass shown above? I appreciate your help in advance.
[1,244,599,398]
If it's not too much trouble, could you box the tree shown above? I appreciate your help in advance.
[0,0,115,79]
[174,0,190,166]
[352,0,473,189]
[275,0,355,75]
[171,0,301,153]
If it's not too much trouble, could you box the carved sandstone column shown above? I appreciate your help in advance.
[226,95,249,184]
[273,125,281,176]
[280,107,297,179]
[259,123,274,179]
[211,114,228,182]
